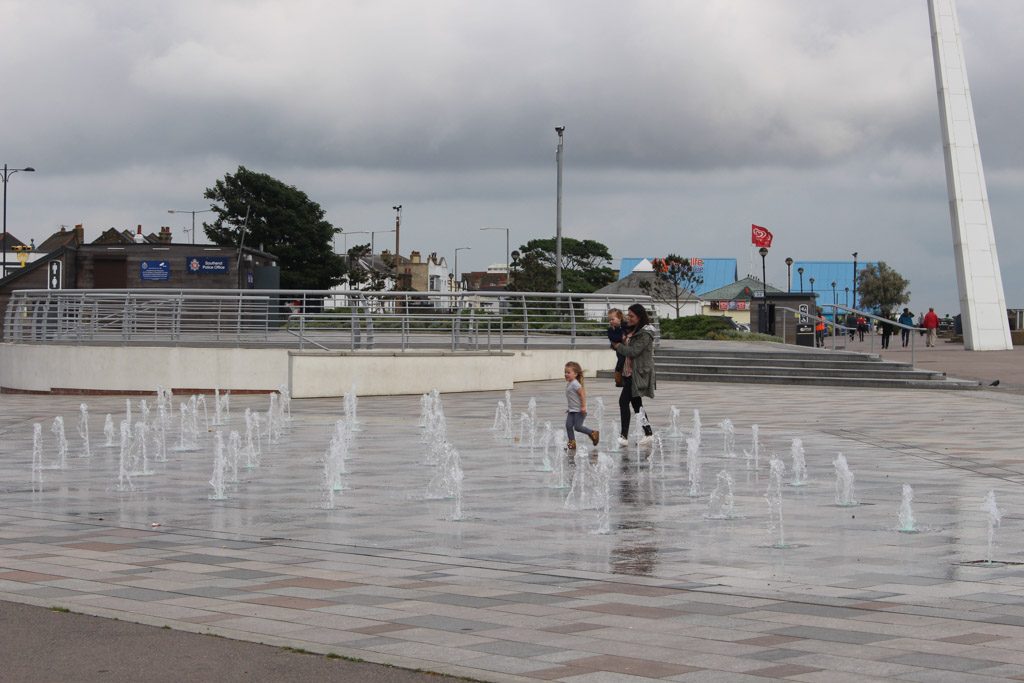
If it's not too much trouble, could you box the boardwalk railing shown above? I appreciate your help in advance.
[3,289,655,351]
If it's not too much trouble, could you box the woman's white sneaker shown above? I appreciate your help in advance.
[617,436,629,447]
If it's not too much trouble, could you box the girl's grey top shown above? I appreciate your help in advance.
[566,379,583,412]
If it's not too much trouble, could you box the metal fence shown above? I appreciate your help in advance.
[3,289,656,351]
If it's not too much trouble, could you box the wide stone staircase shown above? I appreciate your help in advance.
[599,342,980,390]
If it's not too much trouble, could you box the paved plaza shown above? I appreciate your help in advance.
[3,369,1024,681]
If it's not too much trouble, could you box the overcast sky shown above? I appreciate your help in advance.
[2,0,1022,314]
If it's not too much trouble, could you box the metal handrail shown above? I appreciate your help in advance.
[3,289,657,352]
[776,303,923,365]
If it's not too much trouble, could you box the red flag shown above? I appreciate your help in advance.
[751,224,773,248]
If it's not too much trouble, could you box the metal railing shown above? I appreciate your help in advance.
[3,289,656,352]
[776,304,923,364]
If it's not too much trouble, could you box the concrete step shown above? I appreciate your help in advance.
[654,354,913,371]
[651,363,944,381]
[599,345,980,390]
[612,370,978,390]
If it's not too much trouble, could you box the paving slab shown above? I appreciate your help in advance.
[2,376,1024,681]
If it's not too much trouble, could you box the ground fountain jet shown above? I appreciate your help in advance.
[686,436,702,497]
[897,484,918,533]
[115,421,133,492]
[31,423,44,486]
[743,424,760,470]
[833,453,858,506]
[103,414,115,448]
[704,470,736,520]
[789,438,807,486]
[132,423,153,476]
[691,409,702,445]
[78,404,91,458]
[51,417,68,470]
[765,455,788,548]
[209,432,228,501]
[719,419,735,458]
[980,490,1001,565]
[667,405,682,438]
[344,384,359,431]
[591,452,614,535]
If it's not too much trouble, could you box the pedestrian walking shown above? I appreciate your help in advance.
[923,307,940,347]
[898,308,915,348]
[612,304,656,447]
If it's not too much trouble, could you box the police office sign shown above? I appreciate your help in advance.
[186,256,229,275]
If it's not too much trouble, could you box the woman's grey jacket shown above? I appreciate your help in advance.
[615,324,657,398]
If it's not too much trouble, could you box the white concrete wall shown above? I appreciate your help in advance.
[290,348,613,397]
[0,343,615,396]
[0,344,288,393]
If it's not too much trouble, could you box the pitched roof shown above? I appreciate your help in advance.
[594,271,700,299]
[700,275,783,301]
[37,226,82,253]
[0,233,27,250]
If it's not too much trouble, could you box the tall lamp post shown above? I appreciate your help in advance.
[758,247,770,334]
[167,208,214,245]
[554,126,565,293]
[845,287,850,307]
[370,229,395,256]
[480,227,510,278]
[392,205,402,261]
[797,267,804,293]
[454,246,471,292]
[758,247,769,291]
[851,251,858,309]
[785,257,793,293]
[339,230,369,254]
[2,164,36,277]
[831,281,837,308]
[809,277,815,293]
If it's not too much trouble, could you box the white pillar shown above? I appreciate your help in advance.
[928,0,1012,350]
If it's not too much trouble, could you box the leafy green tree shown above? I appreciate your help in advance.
[204,166,344,289]
[509,237,616,293]
[857,261,910,315]
[638,255,704,318]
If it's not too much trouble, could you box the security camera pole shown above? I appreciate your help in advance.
[554,126,565,293]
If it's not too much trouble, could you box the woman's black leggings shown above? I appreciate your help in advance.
[618,376,653,437]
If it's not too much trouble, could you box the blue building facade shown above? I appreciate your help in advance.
[617,257,738,297]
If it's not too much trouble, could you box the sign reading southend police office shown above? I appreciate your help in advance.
[186,256,229,275]
[140,260,170,281]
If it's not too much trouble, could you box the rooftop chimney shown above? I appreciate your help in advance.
[134,225,146,243]
[74,224,84,245]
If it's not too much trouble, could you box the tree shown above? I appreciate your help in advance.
[857,261,910,315]
[637,255,704,318]
[204,166,345,289]
[509,237,616,293]
[344,243,391,292]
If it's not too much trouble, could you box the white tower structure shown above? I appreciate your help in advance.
[928,0,1012,350]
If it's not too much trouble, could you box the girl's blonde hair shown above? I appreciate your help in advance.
[565,361,584,385]
[607,308,624,322]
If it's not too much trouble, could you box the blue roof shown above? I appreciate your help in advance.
[618,257,737,296]
[792,261,876,307]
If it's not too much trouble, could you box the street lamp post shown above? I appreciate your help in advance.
[845,287,850,307]
[758,247,770,335]
[480,227,510,278]
[797,267,804,293]
[758,247,769,291]
[392,205,402,261]
[370,229,396,256]
[809,277,815,293]
[554,126,565,293]
[2,164,36,277]
[851,251,858,309]
[339,230,369,254]
[454,246,471,292]
[167,209,214,245]
[785,257,793,293]
[831,281,837,308]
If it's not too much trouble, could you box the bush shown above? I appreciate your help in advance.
[658,315,735,339]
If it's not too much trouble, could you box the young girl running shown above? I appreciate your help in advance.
[564,361,600,450]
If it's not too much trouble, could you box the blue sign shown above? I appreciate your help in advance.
[186,256,229,274]
[140,260,170,281]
